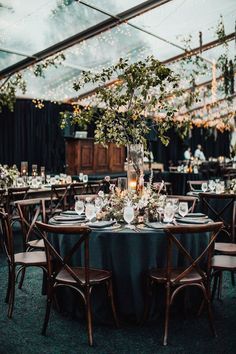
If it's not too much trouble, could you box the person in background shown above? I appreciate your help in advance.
[184,147,191,160]
[194,144,206,161]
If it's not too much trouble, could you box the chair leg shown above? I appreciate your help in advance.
[8,271,15,318]
[217,272,223,300]
[163,284,171,346]
[106,280,119,328]
[85,287,93,346]
[203,283,217,338]
[18,266,26,289]
[211,271,219,301]
[5,263,11,304]
[42,295,53,335]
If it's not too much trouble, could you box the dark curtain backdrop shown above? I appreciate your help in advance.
[0,99,230,173]
[0,99,71,173]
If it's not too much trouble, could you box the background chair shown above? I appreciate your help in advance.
[49,183,70,217]
[187,180,208,192]
[143,222,223,346]
[36,221,119,346]
[0,211,46,318]
[6,186,30,225]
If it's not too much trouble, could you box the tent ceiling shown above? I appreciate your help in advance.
[0,0,235,102]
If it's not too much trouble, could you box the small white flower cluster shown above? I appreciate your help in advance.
[0,164,19,188]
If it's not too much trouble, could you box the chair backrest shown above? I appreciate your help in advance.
[35,221,91,286]
[16,198,47,249]
[167,195,197,212]
[199,193,236,242]
[0,188,6,208]
[50,184,70,215]
[69,182,85,209]
[187,180,208,191]
[164,222,223,284]
[6,186,30,214]
[153,182,172,195]
[0,211,15,264]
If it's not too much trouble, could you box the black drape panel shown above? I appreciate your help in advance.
[0,99,70,173]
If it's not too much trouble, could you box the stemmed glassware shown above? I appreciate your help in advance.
[201,182,208,192]
[178,202,188,218]
[85,203,96,222]
[75,199,85,216]
[208,180,216,192]
[123,203,134,228]
[46,175,51,184]
[163,204,175,223]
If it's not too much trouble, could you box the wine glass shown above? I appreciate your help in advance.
[163,204,175,223]
[75,199,85,216]
[178,202,188,217]
[201,182,208,192]
[208,180,216,192]
[79,173,84,181]
[85,203,96,222]
[123,205,134,228]
[46,175,51,184]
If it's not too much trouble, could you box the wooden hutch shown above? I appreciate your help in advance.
[65,137,125,175]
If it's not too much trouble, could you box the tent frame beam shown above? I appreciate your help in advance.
[0,0,171,80]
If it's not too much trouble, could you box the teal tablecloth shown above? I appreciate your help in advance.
[50,227,209,323]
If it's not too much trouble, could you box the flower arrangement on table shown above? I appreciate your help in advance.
[96,185,166,224]
[0,164,19,189]
[229,179,236,193]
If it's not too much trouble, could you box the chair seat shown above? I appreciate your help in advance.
[211,255,236,270]
[215,242,236,255]
[56,266,112,285]
[27,239,44,249]
[149,268,204,284]
[15,251,46,265]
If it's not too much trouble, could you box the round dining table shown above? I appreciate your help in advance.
[49,225,209,324]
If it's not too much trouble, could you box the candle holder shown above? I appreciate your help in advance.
[40,166,45,184]
[21,161,28,176]
[32,164,38,177]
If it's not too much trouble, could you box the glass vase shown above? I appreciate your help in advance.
[127,144,144,194]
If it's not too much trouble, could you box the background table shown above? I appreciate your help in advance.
[50,227,209,323]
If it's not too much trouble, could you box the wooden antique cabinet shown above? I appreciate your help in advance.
[65,137,125,175]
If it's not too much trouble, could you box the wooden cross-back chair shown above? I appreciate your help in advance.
[187,180,208,192]
[68,182,85,209]
[0,211,46,318]
[6,186,30,225]
[143,222,223,346]
[0,188,6,209]
[35,221,119,346]
[199,193,236,243]
[49,183,70,216]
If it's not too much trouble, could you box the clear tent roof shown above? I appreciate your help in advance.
[0,0,235,102]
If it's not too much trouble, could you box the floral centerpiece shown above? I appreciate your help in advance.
[0,164,19,188]
[96,183,166,224]
[229,179,236,193]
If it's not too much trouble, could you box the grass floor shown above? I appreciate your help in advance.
[0,233,235,354]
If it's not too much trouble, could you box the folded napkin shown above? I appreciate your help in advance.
[53,215,85,222]
[175,213,207,219]
[145,222,165,229]
[86,220,116,228]
[61,210,85,216]
[176,218,211,224]
[50,218,83,225]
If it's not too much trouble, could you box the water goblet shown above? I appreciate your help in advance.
[201,182,208,192]
[208,180,216,192]
[75,199,85,216]
[46,175,51,184]
[178,202,188,218]
[85,203,96,222]
[163,204,175,223]
[123,205,135,228]
[83,175,88,183]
